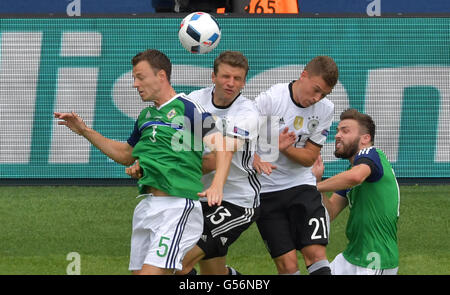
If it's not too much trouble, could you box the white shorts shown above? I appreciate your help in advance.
[330,253,398,275]
[128,195,203,272]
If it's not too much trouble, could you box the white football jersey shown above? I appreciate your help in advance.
[254,82,334,193]
[188,86,261,208]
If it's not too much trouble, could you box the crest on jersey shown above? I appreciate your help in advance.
[307,116,320,132]
[294,116,304,130]
[167,108,177,119]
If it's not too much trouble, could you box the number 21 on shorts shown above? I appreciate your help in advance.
[309,217,328,240]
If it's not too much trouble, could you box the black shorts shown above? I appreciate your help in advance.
[256,185,329,259]
[197,201,260,260]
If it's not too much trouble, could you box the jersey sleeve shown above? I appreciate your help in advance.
[126,120,141,147]
[180,97,218,138]
[335,189,350,198]
[253,89,273,116]
[218,111,259,142]
[309,103,334,146]
[353,147,384,182]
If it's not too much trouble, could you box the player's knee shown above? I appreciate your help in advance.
[275,255,299,274]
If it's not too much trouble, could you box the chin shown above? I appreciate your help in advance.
[334,150,345,159]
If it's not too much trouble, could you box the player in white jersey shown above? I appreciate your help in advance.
[126,51,262,275]
[253,56,339,275]
[188,86,260,207]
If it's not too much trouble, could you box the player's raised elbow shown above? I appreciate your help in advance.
[117,143,136,166]
[116,151,136,166]
[302,158,316,167]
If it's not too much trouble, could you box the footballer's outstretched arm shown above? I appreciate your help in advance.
[322,193,348,221]
[198,132,241,206]
[312,154,348,221]
[317,164,371,193]
[54,112,136,166]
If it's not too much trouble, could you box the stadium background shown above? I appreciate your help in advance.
[0,0,449,276]
[0,13,449,181]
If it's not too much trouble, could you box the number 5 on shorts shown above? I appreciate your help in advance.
[157,236,170,257]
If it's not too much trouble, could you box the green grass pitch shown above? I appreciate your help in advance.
[0,184,448,275]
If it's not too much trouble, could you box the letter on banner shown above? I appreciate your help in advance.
[365,66,450,162]
[50,32,101,163]
[0,32,42,163]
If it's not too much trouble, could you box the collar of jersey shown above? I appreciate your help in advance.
[289,81,306,109]
[154,93,185,110]
[210,86,241,109]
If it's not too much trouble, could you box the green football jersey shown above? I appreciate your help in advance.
[127,94,217,200]
[338,147,400,269]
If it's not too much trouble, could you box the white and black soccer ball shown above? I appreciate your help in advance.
[178,12,221,54]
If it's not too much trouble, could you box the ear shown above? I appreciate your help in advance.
[211,71,216,84]
[360,133,372,145]
[157,69,167,81]
[300,70,308,80]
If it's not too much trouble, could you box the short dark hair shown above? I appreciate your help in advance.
[213,51,249,78]
[340,108,376,144]
[304,56,339,88]
[131,49,172,82]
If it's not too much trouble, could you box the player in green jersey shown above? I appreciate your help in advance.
[313,108,400,275]
[54,49,238,275]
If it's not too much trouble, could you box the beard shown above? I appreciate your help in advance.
[334,137,360,159]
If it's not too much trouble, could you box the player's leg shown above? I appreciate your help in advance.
[290,185,331,275]
[257,189,299,274]
[129,196,203,275]
[301,244,330,275]
[273,250,300,274]
[176,245,205,275]
[199,256,228,275]
[199,256,242,275]
[197,201,258,274]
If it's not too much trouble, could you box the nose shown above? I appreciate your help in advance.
[226,78,235,88]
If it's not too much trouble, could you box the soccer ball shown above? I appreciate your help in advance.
[178,12,221,54]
